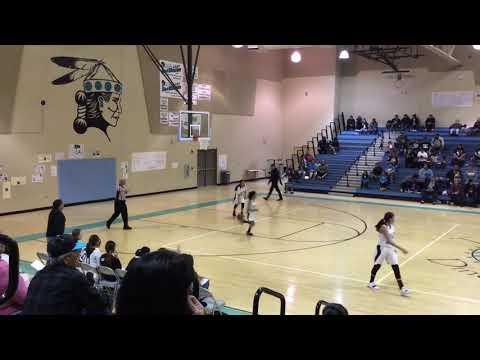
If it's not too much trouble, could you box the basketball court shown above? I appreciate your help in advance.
[6,181,480,315]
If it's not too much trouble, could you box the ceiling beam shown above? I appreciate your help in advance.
[422,45,461,67]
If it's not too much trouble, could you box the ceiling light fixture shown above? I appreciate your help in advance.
[290,51,302,63]
[339,49,350,59]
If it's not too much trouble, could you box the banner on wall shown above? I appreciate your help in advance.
[159,60,199,99]
[432,91,474,108]
[131,152,167,172]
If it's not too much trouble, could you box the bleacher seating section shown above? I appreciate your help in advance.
[290,132,377,193]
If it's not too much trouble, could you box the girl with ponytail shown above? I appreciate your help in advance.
[368,212,411,297]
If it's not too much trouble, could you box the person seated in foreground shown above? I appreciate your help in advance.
[346,115,356,131]
[116,248,209,315]
[452,144,466,167]
[0,236,29,315]
[315,160,328,180]
[449,119,466,136]
[421,177,441,205]
[23,235,107,315]
[99,240,122,282]
[425,114,436,132]
[400,174,419,193]
[126,247,151,271]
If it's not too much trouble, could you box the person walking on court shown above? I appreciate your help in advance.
[264,164,283,201]
[367,212,411,297]
[46,199,66,239]
[246,191,258,236]
[106,178,132,230]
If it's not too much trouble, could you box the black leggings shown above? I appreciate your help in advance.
[107,200,129,228]
[266,183,283,200]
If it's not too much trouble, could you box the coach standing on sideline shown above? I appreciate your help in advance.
[46,199,66,239]
[106,178,132,230]
[264,164,283,201]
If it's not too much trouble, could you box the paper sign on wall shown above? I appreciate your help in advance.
[2,181,11,199]
[11,176,26,186]
[160,97,169,112]
[50,165,57,177]
[432,91,474,108]
[32,164,46,183]
[69,144,85,159]
[168,112,180,127]
[38,154,52,163]
[55,152,65,161]
[199,138,210,150]
[219,154,228,171]
[196,84,212,101]
[120,161,129,179]
[160,111,169,125]
[0,167,7,182]
[132,152,167,172]
[171,162,179,169]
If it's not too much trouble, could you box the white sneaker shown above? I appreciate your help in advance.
[400,287,411,297]
[368,283,380,291]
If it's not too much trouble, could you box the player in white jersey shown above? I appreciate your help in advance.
[245,191,257,236]
[368,212,411,297]
[232,180,247,218]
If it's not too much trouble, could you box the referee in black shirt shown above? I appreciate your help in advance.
[264,164,283,201]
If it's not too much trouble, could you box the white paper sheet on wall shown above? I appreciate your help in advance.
[196,84,212,101]
[171,162,179,169]
[168,112,180,127]
[160,111,169,125]
[2,181,11,199]
[50,165,57,177]
[219,154,228,171]
[69,144,85,159]
[38,154,52,163]
[160,97,169,112]
[120,161,129,179]
[34,165,46,176]
[432,91,474,108]
[55,152,65,161]
[199,138,209,150]
[11,176,26,186]
[32,174,44,183]
[131,152,167,172]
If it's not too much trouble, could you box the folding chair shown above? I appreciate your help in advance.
[97,266,120,312]
[36,252,49,265]
[115,268,126,280]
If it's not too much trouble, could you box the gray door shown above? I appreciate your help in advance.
[197,149,217,187]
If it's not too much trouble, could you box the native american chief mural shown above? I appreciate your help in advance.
[51,57,123,142]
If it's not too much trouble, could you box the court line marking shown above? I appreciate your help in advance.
[207,254,480,305]
[377,224,460,284]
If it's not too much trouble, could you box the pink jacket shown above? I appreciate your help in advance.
[0,260,28,315]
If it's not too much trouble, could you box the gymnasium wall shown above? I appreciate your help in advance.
[0,45,285,214]
[337,46,480,127]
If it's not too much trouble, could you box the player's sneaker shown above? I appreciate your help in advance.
[400,287,411,297]
[367,283,380,291]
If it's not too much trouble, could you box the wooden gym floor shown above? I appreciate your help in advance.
[4,180,480,315]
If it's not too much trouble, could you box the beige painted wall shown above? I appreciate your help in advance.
[338,67,480,127]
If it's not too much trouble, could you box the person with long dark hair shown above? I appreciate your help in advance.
[246,191,258,236]
[126,246,151,271]
[99,241,122,282]
[232,180,247,218]
[80,234,102,268]
[106,178,132,230]
[116,248,206,315]
[46,199,66,239]
[368,212,411,296]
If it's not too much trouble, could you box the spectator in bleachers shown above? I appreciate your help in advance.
[472,146,480,166]
[346,115,355,131]
[23,235,107,315]
[127,246,151,271]
[405,148,417,168]
[0,236,29,315]
[331,137,340,153]
[315,160,328,180]
[430,150,447,169]
[465,165,477,183]
[446,164,463,186]
[400,174,418,193]
[466,117,480,136]
[385,161,397,184]
[116,249,207,315]
[359,118,369,134]
[416,148,429,168]
[464,180,477,207]
[401,114,411,130]
[379,171,390,191]
[99,241,122,282]
[412,114,420,131]
[369,118,378,134]
[425,114,436,132]
[361,170,369,189]
[371,163,383,183]
[421,177,441,204]
[284,167,295,194]
[420,136,431,152]
[418,164,434,191]
[391,114,401,130]
[430,134,445,153]
[318,137,328,154]
[449,119,465,136]
[452,144,466,167]
[395,132,408,155]
[449,175,465,206]
[355,115,363,130]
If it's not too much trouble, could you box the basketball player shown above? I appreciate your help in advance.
[106,178,132,230]
[232,180,247,218]
[368,212,411,296]
[246,191,257,236]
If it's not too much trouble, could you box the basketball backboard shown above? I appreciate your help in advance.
[178,111,211,141]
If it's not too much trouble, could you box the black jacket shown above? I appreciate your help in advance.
[23,263,107,315]
[46,209,66,238]
[268,168,282,185]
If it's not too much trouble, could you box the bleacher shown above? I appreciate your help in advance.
[355,128,480,203]
[290,131,377,193]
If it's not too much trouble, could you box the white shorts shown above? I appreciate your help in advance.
[247,212,256,223]
[235,197,245,206]
[373,245,398,265]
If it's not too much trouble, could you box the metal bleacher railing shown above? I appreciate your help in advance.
[252,287,286,315]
